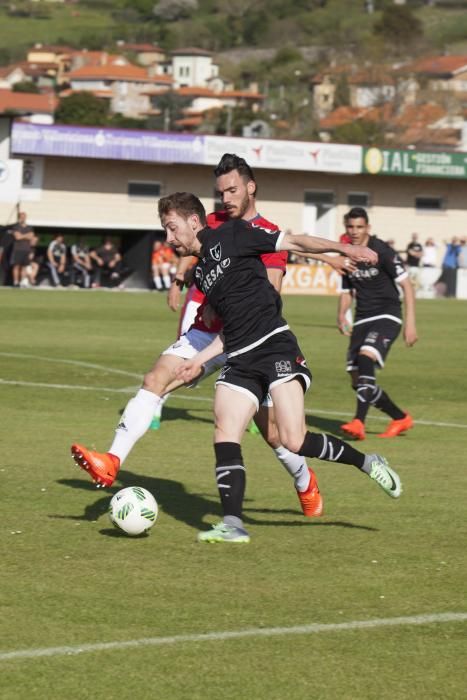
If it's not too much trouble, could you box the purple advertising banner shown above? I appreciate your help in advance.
[11,122,205,164]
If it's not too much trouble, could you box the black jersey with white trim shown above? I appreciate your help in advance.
[341,236,407,324]
[194,219,286,355]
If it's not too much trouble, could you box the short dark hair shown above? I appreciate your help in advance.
[346,207,369,223]
[214,153,257,196]
[158,192,206,226]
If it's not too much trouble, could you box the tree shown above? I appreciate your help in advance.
[374,5,423,50]
[332,119,386,146]
[153,0,198,21]
[55,92,109,127]
[13,81,40,94]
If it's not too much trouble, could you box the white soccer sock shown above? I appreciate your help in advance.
[274,446,310,492]
[162,274,171,289]
[153,392,170,419]
[153,275,163,290]
[109,388,160,464]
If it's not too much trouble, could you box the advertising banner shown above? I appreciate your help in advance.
[11,122,205,164]
[363,147,467,179]
[281,263,342,295]
[205,135,362,173]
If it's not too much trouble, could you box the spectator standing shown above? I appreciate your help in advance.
[435,238,460,297]
[421,238,438,267]
[405,233,423,267]
[10,212,35,287]
[71,238,93,288]
[0,225,14,285]
[458,238,467,269]
[47,234,67,287]
[90,237,122,287]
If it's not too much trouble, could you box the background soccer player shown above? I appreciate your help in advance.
[337,207,418,441]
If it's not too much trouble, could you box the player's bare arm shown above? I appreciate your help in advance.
[167,255,195,310]
[310,253,356,275]
[399,277,418,347]
[176,333,225,384]
[279,233,378,265]
[337,292,353,335]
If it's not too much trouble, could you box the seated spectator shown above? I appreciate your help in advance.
[22,233,40,287]
[10,212,35,288]
[405,233,423,267]
[71,238,93,288]
[90,237,122,287]
[47,234,67,287]
[421,238,438,267]
[151,240,176,290]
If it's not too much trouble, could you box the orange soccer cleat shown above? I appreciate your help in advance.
[71,444,120,487]
[297,468,323,517]
[340,418,366,440]
[378,413,414,438]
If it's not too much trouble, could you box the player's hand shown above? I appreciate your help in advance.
[338,318,352,336]
[175,359,202,384]
[404,325,418,347]
[330,256,356,275]
[167,283,181,311]
[344,244,378,265]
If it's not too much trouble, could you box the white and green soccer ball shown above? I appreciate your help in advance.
[109,486,158,536]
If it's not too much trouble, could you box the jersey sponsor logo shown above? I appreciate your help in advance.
[365,331,378,344]
[210,242,222,262]
[218,364,231,380]
[201,262,228,293]
[351,267,379,280]
[275,360,292,377]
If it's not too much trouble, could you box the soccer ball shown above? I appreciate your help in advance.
[108,486,158,536]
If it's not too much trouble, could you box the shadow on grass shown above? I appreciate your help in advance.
[117,405,214,426]
[55,470,377,534]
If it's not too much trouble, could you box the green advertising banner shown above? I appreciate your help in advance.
[363,147,467,179]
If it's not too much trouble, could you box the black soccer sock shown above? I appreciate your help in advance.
[298,432,365,470]
[355,354,376,423]
[214,442,246,520]
[372,391,405,420]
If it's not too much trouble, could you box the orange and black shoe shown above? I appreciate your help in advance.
[378,413,414,438]
[297,468,323,517]
[340,418,366,440]
[71,443,120,487]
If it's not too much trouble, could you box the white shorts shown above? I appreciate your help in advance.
[162,328,227,381]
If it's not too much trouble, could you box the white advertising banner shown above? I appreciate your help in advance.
[282,263,342,295]
[456,269,467,299]
[204,136,362,174]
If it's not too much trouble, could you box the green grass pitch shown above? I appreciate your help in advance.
[1,289,466,699]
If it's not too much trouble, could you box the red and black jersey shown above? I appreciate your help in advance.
[191,210,287,334]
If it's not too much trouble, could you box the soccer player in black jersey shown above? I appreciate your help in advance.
[338,207,418,441]
[159,192,402,544]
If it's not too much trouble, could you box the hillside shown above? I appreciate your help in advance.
[0,0,467,64]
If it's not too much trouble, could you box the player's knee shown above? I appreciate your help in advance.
[279,430,306,455]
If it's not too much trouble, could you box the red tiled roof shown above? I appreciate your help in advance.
[0,89,58,114]
[69,51,128,67]
[320,106,367,129]
[68,64,172,83]
[220,89,265,99]
[402,55,467,76]
[174,116,203,127]
[0,64,25,78]
[175,86,216,96]
[313,64,395,85]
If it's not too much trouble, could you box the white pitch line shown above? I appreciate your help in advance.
[0,352,142,379]
[1,612,466,662]
[1,377,466,430]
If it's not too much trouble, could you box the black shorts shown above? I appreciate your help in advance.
[216,330,312,409]
[11,250,30,266]
[346,318,401,371]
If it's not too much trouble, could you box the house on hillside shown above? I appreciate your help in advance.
[66,63,172,118]
[401,55,467,92]
[0,89,58,124]
[0,65,27,89]
[115,42,166,67]
[171,48,219,89]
